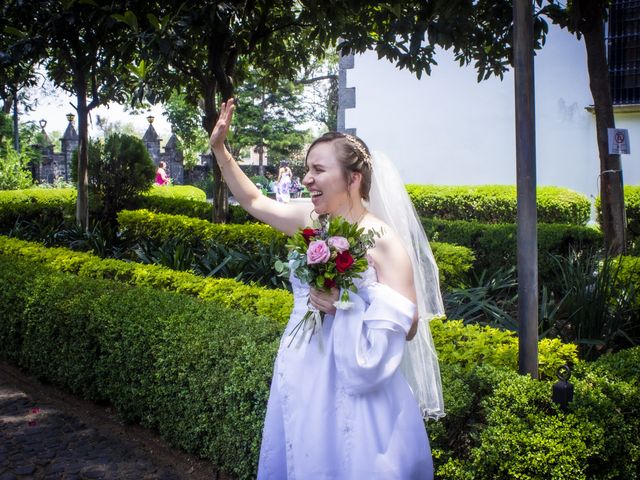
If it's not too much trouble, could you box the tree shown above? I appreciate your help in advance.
[128,1,338,222]
[71,133,156,226]
[232,72,312,175]
[541,0,626,255]
[2,0,140,229]
[0,6,41,151]
[296,54,339,132]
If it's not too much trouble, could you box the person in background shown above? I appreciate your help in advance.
[276,160,293,203]
[155,161,171,186]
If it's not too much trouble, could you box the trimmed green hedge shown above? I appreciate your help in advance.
[433,354,640,479]
[613,255,640,308]
[596,184,640,242]
[0,187,75,230]
[117,209,288,253]
[431,319,577,380]
[0,235,576,376]
[407,185,591,225]
[0,235,293,325]
[422,218,603,282]
[0,254,279,479]
[117,209,475,290]
[2,253,636,479]
[0,186,210,230]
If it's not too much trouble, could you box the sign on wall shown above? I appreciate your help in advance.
[608,128,630,155]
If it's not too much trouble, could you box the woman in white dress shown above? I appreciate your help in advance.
[210,99,445,480]
[276,161,293,203]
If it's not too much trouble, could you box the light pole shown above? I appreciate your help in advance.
[514,0,539,379]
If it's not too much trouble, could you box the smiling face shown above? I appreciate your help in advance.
[303,141,357,216]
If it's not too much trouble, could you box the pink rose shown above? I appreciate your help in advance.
[327,236,350,253]
[307,240,331,264]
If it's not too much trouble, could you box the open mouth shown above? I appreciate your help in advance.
[310,191,323,198]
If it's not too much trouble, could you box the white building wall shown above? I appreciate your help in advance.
[345,24,640,204]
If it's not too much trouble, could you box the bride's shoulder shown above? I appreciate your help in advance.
[362,215,413,288]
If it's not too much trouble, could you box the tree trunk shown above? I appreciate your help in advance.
[203,85,228,224]
[12,86,19,152]
[258,143,265,176]
[2,94,12,114]
[75,75,90,230]
[582,7,626,254]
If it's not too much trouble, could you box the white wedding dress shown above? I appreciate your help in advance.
[257,266,434,480]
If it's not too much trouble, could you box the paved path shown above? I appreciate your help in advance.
[0,364,220,480]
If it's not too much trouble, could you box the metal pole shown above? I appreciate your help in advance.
[514,0,538,379]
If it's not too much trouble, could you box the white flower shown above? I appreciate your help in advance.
[333,300,354,310]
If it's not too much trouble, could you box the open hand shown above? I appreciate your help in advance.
[209,98,235,152]
[309,287,339,316]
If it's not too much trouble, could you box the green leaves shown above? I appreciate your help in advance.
[111,10,138,33]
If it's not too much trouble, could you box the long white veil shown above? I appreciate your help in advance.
[367,151,445,420]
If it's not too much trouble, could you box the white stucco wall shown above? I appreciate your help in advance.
[345,23,640,203]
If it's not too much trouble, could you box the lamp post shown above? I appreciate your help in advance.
[147,115,155,124]
[64,113,76,181]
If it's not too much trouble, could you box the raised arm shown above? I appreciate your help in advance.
[209,99,311,235]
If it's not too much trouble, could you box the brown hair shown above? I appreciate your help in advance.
[305,132,373,201]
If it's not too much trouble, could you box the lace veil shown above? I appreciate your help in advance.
[367,151,446,420]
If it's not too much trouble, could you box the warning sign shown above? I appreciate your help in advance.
[608,128,630,155]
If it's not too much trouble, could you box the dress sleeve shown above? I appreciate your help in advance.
[332,283,415,394]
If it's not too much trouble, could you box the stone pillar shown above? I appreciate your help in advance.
[163,132,184,185]
[61,113,79,182]
[337,52,357,136]
[142,115,162,165]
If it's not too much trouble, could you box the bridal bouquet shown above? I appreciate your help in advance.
[275,216,380,348]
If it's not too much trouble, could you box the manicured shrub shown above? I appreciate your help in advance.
[117,210,474,290]
[422,218,603,283]
[0,255,279,479]
[117,209,288,254]
[430,241,475,288]
[0,187,75,232]
[71,134,156,224]
[596,184,640,242]
[430,318,578,380]
[433,347,640,479]
[408,185,591,225]
[0,235,293,325]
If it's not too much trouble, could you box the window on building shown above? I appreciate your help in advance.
[609,0,640,105]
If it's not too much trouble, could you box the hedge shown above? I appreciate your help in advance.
[613,255,640,308]
[117,209,288,253]
[0,235,293,325]
[433,355,640,479]
[422,218,603,284]
[0,187,75,231]
[117,209,475,290]
[2,253,637,479]
[407,185,591,225]
[0,236,576,376]
[0,254,279,479]
[596,184,640,242]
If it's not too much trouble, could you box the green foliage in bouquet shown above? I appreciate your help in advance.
[278,215,379,292]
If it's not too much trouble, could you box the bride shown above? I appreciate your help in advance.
[210,99,444,479]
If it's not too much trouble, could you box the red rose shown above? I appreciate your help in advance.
[335,251,354,273]
[324,277,337,289]
[302,228,318,244]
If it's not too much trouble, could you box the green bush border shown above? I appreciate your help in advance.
[422,218,603,282]
[408,185,591,225]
